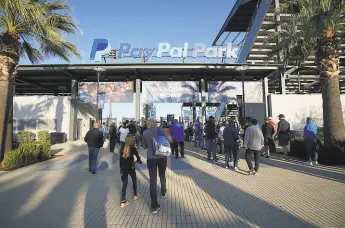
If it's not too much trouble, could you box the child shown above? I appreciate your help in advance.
[120,134,142,208]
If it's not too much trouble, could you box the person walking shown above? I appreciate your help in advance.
[119,134,142,208]
[304,117,318,165]
[276,114,291,160]
[109,122,117,153]
[268,117,277,153]
[170,119,185,159]
[142,117,172,214]
[223,120,240,170]
[206,116,218,161]
[262,117,275,159]
[84,122,104,175]
[243,119,264,175]
[218,121,226,154]
[119,122,129,147]
[194,119,202,148]
[135,123,142,148]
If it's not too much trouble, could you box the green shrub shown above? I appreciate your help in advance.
[17,131,35,145]
[1,149,24,169]
[39,142,51,159]
[289,138,307,160]
[319,141,345,165]
[37,131,50,143]
[18,142,41,162]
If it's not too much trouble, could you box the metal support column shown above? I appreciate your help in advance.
[241,70,246,121]
[136,78,141,122]
[201,73,206,124]
[279,70,286,95]
[69,80,78,141]
[263,77,269,117]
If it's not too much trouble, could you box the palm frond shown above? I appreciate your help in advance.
[20,39,43,63]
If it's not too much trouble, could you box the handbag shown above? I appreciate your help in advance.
[153,127,171,157]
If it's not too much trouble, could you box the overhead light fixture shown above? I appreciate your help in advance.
[212,76,215,81]
[104,75,108,81]
[191,76,194,80]
[148,76,151,80]
[126,76,129,81]
[232,76,236,81]
[169,76,172,80]
[83,76,87,81]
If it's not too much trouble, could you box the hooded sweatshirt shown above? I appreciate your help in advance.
[119,125,129,142]
[304,121,317,141]
[170,122,184,142]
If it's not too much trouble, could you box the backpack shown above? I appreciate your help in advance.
[153,127,171,157]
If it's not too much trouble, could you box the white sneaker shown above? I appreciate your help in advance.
[314,161,318,165]
[120,201,129,208]
[309,161,313,166]
[234,167,239,172]
[161,191,167,199]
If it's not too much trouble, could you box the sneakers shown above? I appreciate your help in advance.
[234,167,239,172]
[225,164,229,169]
[314,161,318,165]
[120,201,129,208]
[91,171,96,175]
[152,204,161,214]
[161,191,167,199]
[309,161,313,166]
[134,193,140,201]
[248,170,256,175]
[265,156,271,159]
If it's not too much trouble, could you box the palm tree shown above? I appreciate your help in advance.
[265,0,345,144]
[0,0,81,158]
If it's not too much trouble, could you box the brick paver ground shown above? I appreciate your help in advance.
[0,140,345,228]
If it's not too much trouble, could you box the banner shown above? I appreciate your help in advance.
[78,82,133,108]
[142,81,201,103]
[208,81,263,103]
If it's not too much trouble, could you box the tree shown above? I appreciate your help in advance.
[265,0,345,145]
[0,0,81,159]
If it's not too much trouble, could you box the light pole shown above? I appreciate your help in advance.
[93,67,106,122]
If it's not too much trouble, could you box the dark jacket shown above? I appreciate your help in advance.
[170,122,184,142]
[277,119,290,137]
[262,123,275,139]
[109,125,117,139]
[84,128,104,148]
[223,126,239,147]
[128,123,137,135]
[119,145,141,169]
[205,120,216,139]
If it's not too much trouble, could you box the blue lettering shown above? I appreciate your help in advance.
[144,48,157,62]
[118,43,131,58]
[130,47,142,58]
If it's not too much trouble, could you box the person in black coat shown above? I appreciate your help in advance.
[262,117,275,158]
[109,122,117,153]
[84,122,104,175]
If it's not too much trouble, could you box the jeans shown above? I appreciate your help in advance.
[305,139,318,162]
[225,145,239,167]
[219,140,224,154]
[88,147,100,172]
[147,158,167,209]
[245,149,260,172]
[172,141,184,158]
[135,135,141,148]
[194,134,201,147]
[207,139,217,160]
[121,167,137,201]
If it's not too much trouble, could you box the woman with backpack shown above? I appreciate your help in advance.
[142,117,172,214]
[119,134,142,208]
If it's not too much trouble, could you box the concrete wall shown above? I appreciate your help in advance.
[13,96,71,137]
[268,94,345,130]
[246,103,266,126]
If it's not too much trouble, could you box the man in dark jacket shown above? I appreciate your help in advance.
[262,117,275,159]
[170,119,185,158]
[223,120,240,170]
[128,120,137,135]
[109,122,117,153]
[84,122,104,175]
[275,114,291,160]
[206,116,218,161]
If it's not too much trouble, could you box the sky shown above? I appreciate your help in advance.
[19,0,240,121]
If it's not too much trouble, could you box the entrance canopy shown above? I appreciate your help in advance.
[16,63,278,95]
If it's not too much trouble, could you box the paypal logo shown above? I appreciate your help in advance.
[90,39,111,62]
[90,39,238,62]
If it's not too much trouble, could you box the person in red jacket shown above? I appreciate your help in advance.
[268,117,277,153]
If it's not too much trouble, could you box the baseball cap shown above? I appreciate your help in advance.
[278,114,285,118]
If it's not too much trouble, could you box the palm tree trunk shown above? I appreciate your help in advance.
[0,34,20,161]
[0,56,16,161]
[322,75,345,144]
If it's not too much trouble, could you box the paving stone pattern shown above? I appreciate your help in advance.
[0,141,345,228]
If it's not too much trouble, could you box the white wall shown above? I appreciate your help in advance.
[269,94,345,130]
[13,96,71,137]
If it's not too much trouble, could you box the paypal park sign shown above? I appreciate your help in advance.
[90,39,238,62]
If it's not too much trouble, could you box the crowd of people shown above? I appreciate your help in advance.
[83,113,319,213]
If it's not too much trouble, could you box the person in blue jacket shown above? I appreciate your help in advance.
[194,119,202,148]
[304,117,318,165]
[170,119,185,159]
